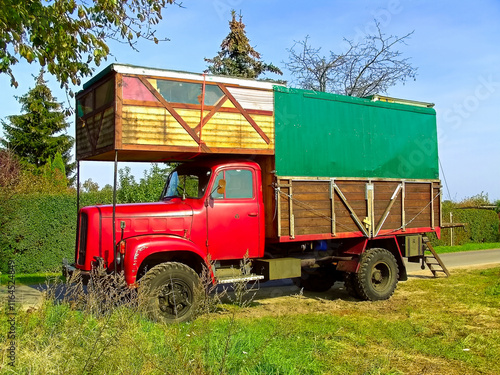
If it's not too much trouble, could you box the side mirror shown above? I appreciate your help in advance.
[217,179,226,195]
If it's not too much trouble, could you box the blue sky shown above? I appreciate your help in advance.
[1,0,499,201]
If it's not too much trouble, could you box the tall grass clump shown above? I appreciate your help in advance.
[0,259,265,374]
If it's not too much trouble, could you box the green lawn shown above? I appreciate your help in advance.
[0,272,62,286]
[433,242,500,254]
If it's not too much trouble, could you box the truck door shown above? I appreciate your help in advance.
[207,167,260,260]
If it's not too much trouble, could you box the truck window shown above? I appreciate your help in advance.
[162,167,211,199]
[156,80,224,106]
[213,169,254,199]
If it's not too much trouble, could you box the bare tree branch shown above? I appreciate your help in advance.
[285,21,417,97]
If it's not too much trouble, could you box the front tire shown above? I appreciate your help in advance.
[140,262,200,323]
[354,248,399,301]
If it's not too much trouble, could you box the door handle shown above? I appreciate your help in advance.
[248,212,258,217]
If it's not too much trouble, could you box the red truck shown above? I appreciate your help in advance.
[65,64,442,322]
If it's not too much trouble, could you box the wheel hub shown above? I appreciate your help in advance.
[158,281,191,316]
[372,269,383,282]
[371,262,391,290]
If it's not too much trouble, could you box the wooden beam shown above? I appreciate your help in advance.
[217,84,271,144]
[138,77,211,153]
[373,184,402,237]
[193,96,228,134]
[115,73,123,149]
[333,184,369,238]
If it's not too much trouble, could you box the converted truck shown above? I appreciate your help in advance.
[64,64,442,322]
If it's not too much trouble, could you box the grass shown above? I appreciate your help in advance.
[1,266,500,374]
[0,272,62,286]
[433,242,500,254]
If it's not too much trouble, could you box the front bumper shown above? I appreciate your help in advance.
[62,258,91,283]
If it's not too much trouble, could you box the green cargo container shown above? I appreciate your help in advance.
[273,86,439,180]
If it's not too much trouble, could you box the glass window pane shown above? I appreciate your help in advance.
[204,85,224,106]
[157,80,202,105]
[122,76,158,102]
[77,92,93,117]
[225,169,253,199]
[95,79,115,108]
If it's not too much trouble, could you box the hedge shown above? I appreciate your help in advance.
[0,191,113,274]
[428,204,500,246]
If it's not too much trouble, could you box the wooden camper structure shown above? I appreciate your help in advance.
[75,64,277,162]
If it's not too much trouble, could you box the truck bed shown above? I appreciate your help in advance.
[269,176,441,241]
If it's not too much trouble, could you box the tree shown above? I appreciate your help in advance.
[1,70,75,178]
[118,164,172,203]
[1,0,175,94]
[82,178,100,193]
[285,21,417,97]
[205,10,282,79]
[0,149,20,192]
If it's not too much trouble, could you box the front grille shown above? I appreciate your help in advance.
[77,213,88,266]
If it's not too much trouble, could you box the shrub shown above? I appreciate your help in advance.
[0,191,116,274]
[429,202,499,246]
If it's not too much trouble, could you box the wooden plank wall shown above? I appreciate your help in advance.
[76,107,115,160]
[275,177,441,240]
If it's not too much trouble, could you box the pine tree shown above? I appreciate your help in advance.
[205,10,283,79]
[1,70,75,178]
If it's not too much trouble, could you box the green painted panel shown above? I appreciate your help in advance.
[274,87,439,180]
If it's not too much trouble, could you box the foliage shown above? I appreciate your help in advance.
[456,192,493,208]
[0,193,76,273]
[1,71,74,178]
[117,163,172,203]
[52,151,66,178]
[285,21,417,96]
[0,189,119,274]
[205,10,282,79]
[0,0,176,93]
[0,149,20,189]
[81,178,100,193]
[429,196,500,246]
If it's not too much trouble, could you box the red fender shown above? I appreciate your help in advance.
[122,234,207,285]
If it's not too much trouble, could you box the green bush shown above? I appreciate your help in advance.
[0,194,75,273]
[429,202,500,246]
[0,190,119,274]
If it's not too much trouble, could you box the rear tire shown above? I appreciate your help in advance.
[343,272,362,298]
[354,248,399,301]
[140,262,200,323]
[293,267,337,292]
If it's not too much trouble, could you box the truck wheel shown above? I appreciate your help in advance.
[140,262,200,323]
[354,248,399,301]
[293,267,337,292]
[343,272,362,298]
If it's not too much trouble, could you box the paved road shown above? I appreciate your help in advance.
[2,249,500,308]
[405,248,500,275]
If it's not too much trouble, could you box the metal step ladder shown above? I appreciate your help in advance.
[422,237,450,277]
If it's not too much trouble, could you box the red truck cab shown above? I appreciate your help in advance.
[71,160,266,321]
[75,159,264,279]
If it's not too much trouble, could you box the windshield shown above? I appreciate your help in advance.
[161,166,212,199]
